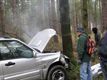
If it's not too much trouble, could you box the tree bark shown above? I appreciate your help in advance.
[59,0,73,59]
[0,0,5,35]
[101,0,107,31]
[82,0,88,32]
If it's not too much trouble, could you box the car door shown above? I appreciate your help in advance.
[0,42,6,80]
[0,60,3,80]
[0,40,41,80]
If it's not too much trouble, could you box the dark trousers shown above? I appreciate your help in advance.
[100,58,107,80]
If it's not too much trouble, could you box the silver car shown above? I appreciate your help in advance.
[0,29,70,80]
[91,63,102,77]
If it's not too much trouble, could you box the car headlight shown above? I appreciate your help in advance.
[60,54,70,68]
[60,56,66,63]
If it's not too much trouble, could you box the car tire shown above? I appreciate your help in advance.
[47,65,68,80]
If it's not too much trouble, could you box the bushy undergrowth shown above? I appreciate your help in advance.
[67,58,80,80]
[67,57,103,80]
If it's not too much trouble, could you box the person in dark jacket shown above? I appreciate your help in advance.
[92,27,101,63]
[77,27,92,80]
[99,31,107,80]
[92,27,101,46]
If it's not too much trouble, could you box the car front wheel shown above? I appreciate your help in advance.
[47,65,67,80]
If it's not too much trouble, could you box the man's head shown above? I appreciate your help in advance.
[77,27,84,37]
[92,27,98,34]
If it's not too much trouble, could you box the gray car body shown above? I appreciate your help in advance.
[0,29,69,80]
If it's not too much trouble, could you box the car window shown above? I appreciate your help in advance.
[0,42,14,60]
[0,40,33,60]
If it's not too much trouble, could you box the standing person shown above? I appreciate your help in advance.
[99,30,107,80]
[77,27,92,80]
[92,27,101,62]
[92,27,101,46]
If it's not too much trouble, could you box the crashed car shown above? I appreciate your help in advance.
[0,29,70,80]
[91,63,102,77]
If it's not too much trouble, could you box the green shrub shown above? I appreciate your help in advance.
[67,58,80,80]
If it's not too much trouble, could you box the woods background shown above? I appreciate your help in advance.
[0,0,107,79]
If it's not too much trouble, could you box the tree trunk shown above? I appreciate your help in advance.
[0,0,5,35]
[101,0,107,32]
[59,0,73,59]
[94,0,98,28]
[82,0,88,32]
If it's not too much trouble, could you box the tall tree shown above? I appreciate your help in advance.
[0,0,5,35]
[101,0,107,31]
[82,0,88,32]
[59,0,73,59]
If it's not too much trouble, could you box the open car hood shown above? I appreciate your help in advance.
[28,28,56,52]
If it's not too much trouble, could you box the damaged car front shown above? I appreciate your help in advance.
[91,63,102,77]
[28,28,70,80]
[33,51,70,80]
